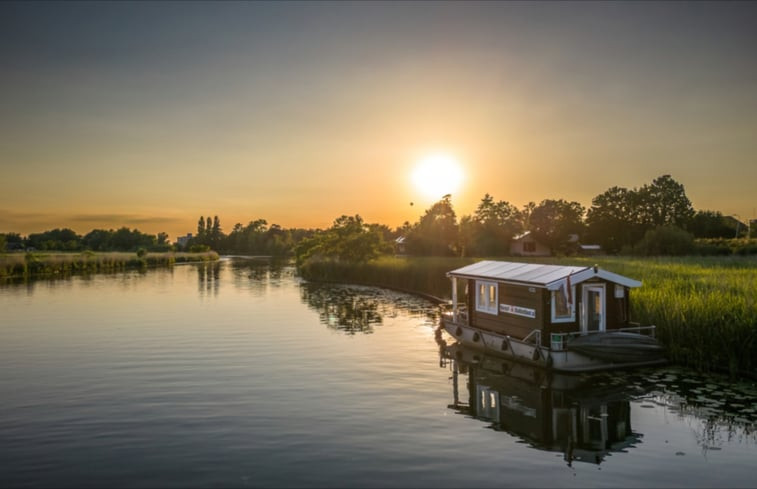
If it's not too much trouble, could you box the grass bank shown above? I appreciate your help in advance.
[0,251,219,279]
[299,255,757,377]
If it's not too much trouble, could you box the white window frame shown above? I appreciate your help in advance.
[475,280,498,315]
[551,286,576,323]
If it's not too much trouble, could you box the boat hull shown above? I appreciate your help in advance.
[442,318,666,373]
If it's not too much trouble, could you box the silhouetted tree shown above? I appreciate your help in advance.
[689,210,742,238]
[405,195,459,256]
[27,228,82,251]
[586,186,642,253]
[637,174,694,228]
[296,214,386,265]
[461,194,521,256]
[586,175,694,252]
[529,199,585,254]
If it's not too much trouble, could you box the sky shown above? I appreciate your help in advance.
[2,1,756,239]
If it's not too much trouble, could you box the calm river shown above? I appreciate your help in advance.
[1,258,755,488]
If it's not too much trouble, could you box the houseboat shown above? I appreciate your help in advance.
[442,260,665,372]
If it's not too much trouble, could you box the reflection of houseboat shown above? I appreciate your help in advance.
[442,344,641,465]
[442,261,665,372]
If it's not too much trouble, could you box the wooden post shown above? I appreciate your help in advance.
[451,277,458,322]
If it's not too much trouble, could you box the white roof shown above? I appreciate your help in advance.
[446,260,641,289]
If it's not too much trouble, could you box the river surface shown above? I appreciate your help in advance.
[1,258,755,488]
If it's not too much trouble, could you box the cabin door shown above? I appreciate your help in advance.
[581,284,606,333]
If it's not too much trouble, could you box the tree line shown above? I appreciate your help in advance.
[294,174,753,264]
[0,227,172,253]
[2,174,752,258]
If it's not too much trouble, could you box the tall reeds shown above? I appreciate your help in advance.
[0,251,219,279]
[298,256,476,300]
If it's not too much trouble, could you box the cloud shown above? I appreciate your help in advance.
[0,210,183,235]
[69,214,180,225]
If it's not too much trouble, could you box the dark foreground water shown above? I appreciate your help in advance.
[1,258,755,488]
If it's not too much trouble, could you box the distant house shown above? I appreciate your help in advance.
[395,236,407,255]
[510,231,551,257]
[579,244,602,255]
[176,233,193,248]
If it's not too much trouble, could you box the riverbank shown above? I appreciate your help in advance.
[0,251,219,279]
[298,255,757,378]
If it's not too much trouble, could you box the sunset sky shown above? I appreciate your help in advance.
[2,1,756,239]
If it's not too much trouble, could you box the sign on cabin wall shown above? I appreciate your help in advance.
[499,303,536,319]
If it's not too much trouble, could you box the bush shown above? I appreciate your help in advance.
[632,226,694,256]
[694,240,732,256]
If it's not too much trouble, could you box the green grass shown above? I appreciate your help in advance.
[0,251,219,279]
[299,255,757,377]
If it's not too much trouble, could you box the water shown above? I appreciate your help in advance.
[1,258,755,488]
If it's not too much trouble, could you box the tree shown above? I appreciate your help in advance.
[586,186,642,253]
[405,195,459,256]
[197,217,206,240]
[586,175,695,253]
[2,233,24,251]
[295,214,386,265]
[637,174,694,228]
[689,210,742,238]
[82,229,113,251]
[460,194,521,256]
[109,227,155,251]
[528,199,585,254]
[27,228,82,251]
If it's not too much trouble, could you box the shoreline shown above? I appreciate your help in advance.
[0,251,220,280]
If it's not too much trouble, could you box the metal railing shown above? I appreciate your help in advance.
[554,324,657,341]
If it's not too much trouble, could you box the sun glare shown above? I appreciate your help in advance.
[411,153,464,199]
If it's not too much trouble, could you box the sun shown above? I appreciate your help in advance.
[411,152,464,199]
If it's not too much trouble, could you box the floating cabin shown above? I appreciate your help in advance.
[442,261,665,372]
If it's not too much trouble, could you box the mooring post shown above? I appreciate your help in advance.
[451,277,458,322]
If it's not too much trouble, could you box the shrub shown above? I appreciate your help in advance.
[632,226,694,256]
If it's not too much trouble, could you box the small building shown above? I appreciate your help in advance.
[394,236,407,255]
[579,244,602,255]
[176,233,193,248]
[510,231,551,257]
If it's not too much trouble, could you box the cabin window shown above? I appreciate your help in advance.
[475,280,498,315]
[551,285,576,323]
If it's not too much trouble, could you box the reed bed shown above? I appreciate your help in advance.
[0,251,219,279]
[299,255,757,377]
[298,256,476,300]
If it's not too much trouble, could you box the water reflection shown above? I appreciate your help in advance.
[441,343,639,466]
[227,256,291,291]
[196,261,221,298]
[440,342,757,465]
[300,282,440,335]
[300,283,383,334]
